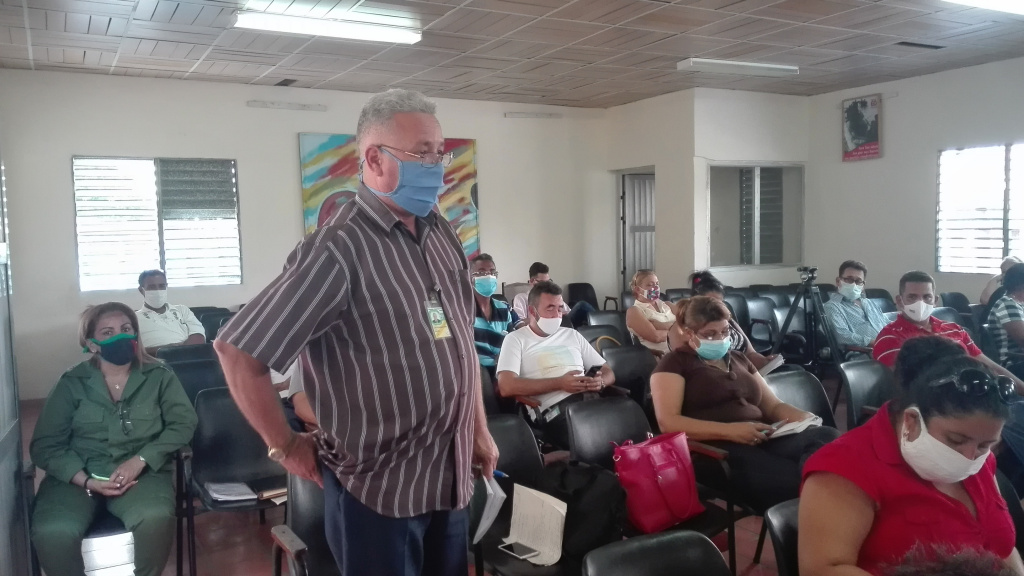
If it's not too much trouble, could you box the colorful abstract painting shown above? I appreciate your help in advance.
[299,133,480,259]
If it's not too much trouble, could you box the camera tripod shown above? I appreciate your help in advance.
[770,266,845,413]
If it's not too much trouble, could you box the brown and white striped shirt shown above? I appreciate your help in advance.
[219,186,477,518]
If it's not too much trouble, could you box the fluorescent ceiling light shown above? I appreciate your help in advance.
[941,0,1024,16]
[677,58,799,77]
[232,11,422,44]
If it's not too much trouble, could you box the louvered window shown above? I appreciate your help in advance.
[73,157,241,291]
[735,167,792,266]
[937,144,1022,274]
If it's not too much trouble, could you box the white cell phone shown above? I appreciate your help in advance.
[498,542,540,560]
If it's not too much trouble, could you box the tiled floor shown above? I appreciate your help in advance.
[19,396,798,576]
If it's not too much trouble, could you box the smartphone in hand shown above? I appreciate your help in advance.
[585,365,601,378]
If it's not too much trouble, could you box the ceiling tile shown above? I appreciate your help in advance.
[563,63,635,79]
[535,45,623,63]
[469,38,556,59]
[278,53,361,71]
[812,3,928,30]
[416,31,492,52]
[501,59,580,76]
[372,46,461,66]
[748,0,868,24]
[597,51,681,69]
[427,8,535,37]
[504,17,608,43]
[811,32,900,51]
[754,46,846,65]
[751,24,847,46]
[689,14,795,40]
[462,0,567,17]
[548,0,662,25]
[300,38,389,59]
[699,41,788,59]
[684,0,788,13]
[443,53,518,70]
[643,33,736,56]
[574,26,673,51]
[348,0,456,28]
[870,14,973,38]
[620,5,729,33]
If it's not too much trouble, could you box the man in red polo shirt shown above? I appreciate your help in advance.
[873,270,1023,388]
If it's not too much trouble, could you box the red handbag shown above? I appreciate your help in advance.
[613,432,705,534]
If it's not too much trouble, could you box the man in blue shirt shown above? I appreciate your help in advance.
[471,254,518,376]
[823,260,888,351]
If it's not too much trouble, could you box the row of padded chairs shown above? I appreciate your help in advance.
[762,470,1024,576]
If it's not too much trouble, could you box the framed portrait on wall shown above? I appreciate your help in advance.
[842,94,881,162]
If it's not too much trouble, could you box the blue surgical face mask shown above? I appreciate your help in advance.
[474,275,498,298]
[360,148,445,218]
[696,337,732,360]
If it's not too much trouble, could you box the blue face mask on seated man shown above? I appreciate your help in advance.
[360,148,445,218]
[474,275,498,298]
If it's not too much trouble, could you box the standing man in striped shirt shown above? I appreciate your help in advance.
[214,89,498,576]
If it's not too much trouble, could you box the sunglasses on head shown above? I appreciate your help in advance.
[928,368,1019,404]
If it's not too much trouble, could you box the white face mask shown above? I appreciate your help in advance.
[903,299,934,322]
[144,289,168,309]
[536,316,562,336]
[837,281,862,301]
[900,407,988,484]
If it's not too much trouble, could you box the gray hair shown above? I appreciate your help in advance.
[356,89,437,146]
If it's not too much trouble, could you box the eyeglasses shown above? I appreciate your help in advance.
[928,368,1019,404]
[379,144,454,168]
[118,402,133,435]
[840,276,866,286]
[471,270,499,278]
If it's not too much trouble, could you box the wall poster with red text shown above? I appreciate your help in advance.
[842,94,881,162]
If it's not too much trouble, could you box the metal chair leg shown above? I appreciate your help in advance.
[753,520,768,564]
[727,501,737,576]
[187,486,197,576]
[259,509,266,525]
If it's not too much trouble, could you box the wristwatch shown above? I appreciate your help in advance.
[267,435,296,462]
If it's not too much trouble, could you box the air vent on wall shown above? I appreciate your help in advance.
[275,79,297,86]
[895,41,945,50]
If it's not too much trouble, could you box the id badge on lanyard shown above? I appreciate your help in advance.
[425,291,451,340]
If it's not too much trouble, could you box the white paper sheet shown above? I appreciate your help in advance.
[204,482,257,501]
[758,355,786,376]
[770,415,823,439]
[503,484,567,566]
[472,476,507,544]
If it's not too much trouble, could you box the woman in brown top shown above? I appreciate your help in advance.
[650,296,841,512]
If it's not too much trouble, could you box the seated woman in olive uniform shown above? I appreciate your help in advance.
[30,302,197,576]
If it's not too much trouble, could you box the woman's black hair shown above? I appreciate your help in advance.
[689,270,724,296]
[893,336,967,391]
[892,337,1009,421]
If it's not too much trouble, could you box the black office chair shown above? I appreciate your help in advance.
[621,291,636,309]
[748,284,773,293]
[185,388,287,576]
[764,370,838,429]
[191,306,228,319]
[587,311,629,343]
[577,325,626,354]
[157,342,215,363]
[838,359,896,430]
[271,474,340,576]
[764,499,800,576]
[972,304,989,331]
[567,283,599,309]
[940,291,972,314]
[471,416,577,576]
[760,289,794,309]
[728,287,758,299]
[869,297,897,315]
[168,358,227,405]
[772,308,811,365]
[932,306,975,339]
[602,346,658,405]
[996,468,1024,554]
[480,365,503,416]
[664,288,691,302]
[723,294,750,335]
[200,311,235,341]
[815,284,836,295]
[863,288,893,302]
[746,297,777,354]
[582,531,732,576]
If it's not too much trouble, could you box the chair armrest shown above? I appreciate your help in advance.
[603,296,619,311]
[750,319,772,328]
[847,345,872,354]
[603,385,631,398]
[271,525,308,561]
[688,440,728,461]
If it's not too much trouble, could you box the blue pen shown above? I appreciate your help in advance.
[493,470,509,479]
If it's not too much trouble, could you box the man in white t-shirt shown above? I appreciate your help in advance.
[135,269,206,355]
[497,281,615,448]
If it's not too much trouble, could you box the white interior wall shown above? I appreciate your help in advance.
[805,56,1024,300]
[709,167,742,267]
[0,70,612,399]
[693,88,810,288]
[606,90,696,291]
